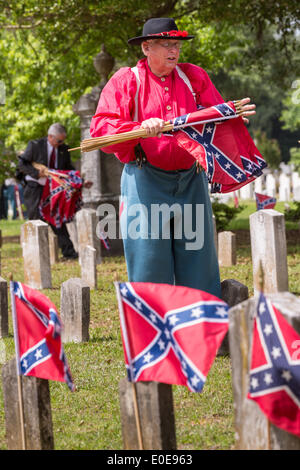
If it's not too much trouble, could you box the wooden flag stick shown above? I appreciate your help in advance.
[114,282,144,450]
[9,276,26,450]
[14,186,24,221]
[258,261,273,449]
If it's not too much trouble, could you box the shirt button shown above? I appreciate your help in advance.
[165,86,169,91]
[161,77,166,82]
[166,105,171,110]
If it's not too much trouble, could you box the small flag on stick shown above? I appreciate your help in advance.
[248,293,300,437]
[234,191,239,208]
[255,192,276,211]
[115,282,229,392]
[10,281,75,391]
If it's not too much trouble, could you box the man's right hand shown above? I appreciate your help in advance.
[141,118,165,138]
[38,167,48,178]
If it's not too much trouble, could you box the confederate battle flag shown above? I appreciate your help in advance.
[171,102,267,193]
[115,282,229,392]
[255,192,277,210]
[10,281,75,391]
[248,293,300,437]
[39,169,83,228]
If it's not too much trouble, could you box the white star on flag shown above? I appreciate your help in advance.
[281,370,292,382]
[206,126,213,133]
[259,302,266,315]
[191,307,204,318]
[271,346,281,359]
[264,372,273,385]
[164,328,171,339]
[191,375,200,387]
[215,306,227,318]
[150,313,157,323]
[22,359,28,369]
[192,132,198,138]
[251,377,259,389]
[263,324,273,336]
[121,286,128,296]
[236,172,243,180]
[225,163,231,169]
[135,300,142,310]
[143,352,153,363]
[34,348,43,360]
[169,315,179,326]
[158,339,166,350]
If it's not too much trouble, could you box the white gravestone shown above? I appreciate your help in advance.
[265,174,276,198]
[279,173,291,202]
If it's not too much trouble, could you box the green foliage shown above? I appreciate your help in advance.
[211,200,244,232]
[0,1,299,166]
[284,201,300,222]
[176,13,240,73]
[280,81,300,132]
[289,147,300,167]
[289,147,300,171]
[0,30,85,154]
[253,130,282,169]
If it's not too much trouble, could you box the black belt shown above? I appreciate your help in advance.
[134,143,147,168]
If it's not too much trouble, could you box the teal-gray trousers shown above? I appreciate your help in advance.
[120,161,221,298]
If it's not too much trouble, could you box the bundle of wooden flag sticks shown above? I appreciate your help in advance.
[69,100,245,154]
[32,162,69,187]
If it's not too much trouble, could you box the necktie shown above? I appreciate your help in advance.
[49,147,56,169]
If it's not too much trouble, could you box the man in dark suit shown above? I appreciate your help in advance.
[18,123,78,259]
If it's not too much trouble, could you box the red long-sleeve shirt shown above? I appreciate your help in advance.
[90,58,224,171]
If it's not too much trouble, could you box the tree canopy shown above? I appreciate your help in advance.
[0,0,299,182]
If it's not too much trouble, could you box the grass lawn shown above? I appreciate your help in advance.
[0,210,299,450]
[226,199,299,231]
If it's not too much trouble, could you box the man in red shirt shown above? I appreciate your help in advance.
[90,18,255,296]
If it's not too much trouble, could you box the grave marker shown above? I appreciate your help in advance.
[218,279,249,356]
[218,231,236,266]
[2,358,54,450]
[76,208,101,265]
[265,174,276,198]
[0,277,8,338]
[80,245,97,289]
[229,292,300,449]
[279,173,291,202]
[48,227,59,265]
[119,378,176,450]
[250,210,288,293]
[21,220,52,289]
[60,278,90,343]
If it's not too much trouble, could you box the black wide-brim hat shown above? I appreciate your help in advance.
[128,18,194,46]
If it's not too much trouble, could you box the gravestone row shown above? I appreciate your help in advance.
[1,208,298,449]
[235,171,300,202]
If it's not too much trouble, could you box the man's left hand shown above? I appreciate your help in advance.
[238,97,256,124]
